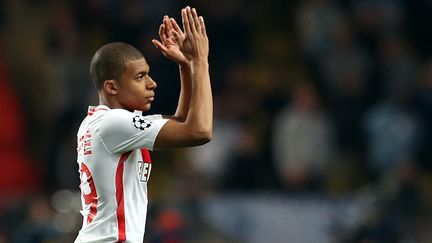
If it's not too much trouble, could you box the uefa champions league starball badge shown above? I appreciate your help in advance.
[132,115,152,131]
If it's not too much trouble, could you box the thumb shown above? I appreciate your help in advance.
[152,39,167,52]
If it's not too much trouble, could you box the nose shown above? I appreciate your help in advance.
[147,76,157,90]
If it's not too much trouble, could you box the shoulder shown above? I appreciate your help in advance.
[94,109,167,153]
[105,108,133,118]
[97,109,135,130]
[97,109,165,133]
[104,109,163,123]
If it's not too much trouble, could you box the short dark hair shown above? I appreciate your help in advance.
[90,42,144,90]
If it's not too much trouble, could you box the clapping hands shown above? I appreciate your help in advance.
[153,6,208,64]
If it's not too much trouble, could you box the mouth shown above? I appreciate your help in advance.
[147,96,154,102]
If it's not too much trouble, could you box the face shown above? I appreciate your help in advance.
[115,58,157,112]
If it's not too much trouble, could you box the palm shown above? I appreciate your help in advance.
[165,34,187,63]
[153,17,188,64]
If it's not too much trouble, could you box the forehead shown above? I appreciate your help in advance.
[123,58,149,75]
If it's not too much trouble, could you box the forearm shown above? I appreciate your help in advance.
[186,60,212,138]
[156,60,212,148]
[173,62,192,121]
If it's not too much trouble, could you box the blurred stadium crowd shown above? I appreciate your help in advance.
[1,0,432,242]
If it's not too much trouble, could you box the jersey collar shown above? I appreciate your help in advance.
[87,105,110,116]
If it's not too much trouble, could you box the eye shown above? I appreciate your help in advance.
[137,73,145,80]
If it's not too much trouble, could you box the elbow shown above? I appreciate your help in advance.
[202,130,213,144]
[195,129,212,145]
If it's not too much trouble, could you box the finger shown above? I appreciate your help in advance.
[164,15,174,33]
[159,24,168,43]
[171,30,182,45]
[163,16,172,39]
[182,7,191,35]
[199,16,207,37]
[186,6,197,34]
[152,39,168,53]
[170,18,184,36]
[158,24,163,38]
[191,8,200,33]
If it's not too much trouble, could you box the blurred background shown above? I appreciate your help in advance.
[1,0,432,242]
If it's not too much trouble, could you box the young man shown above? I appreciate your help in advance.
[75,6,212,243]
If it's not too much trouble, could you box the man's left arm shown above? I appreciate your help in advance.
[153,16,192,122]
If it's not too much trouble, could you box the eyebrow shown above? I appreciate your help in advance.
[136,70,148,76]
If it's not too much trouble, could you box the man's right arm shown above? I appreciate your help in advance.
[154,7,212,149]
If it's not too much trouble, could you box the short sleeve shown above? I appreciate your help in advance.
[96,109,168,154]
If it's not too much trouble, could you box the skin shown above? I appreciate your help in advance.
[99,58,157,112]
[99,6,212,149]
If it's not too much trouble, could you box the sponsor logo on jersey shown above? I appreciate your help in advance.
[137,161,152,182]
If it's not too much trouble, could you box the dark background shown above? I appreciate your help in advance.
[1,0,432,242]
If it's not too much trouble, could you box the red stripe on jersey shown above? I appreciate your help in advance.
[80,162,98,225]
[140,149,152,163]
[116,151,132,242]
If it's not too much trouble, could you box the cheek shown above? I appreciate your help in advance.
[119,85,138,102]
[134,85,147,98]
[130,86,148,104]
[125,83,144,96]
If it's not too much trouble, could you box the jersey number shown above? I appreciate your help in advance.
[80,162,98,224]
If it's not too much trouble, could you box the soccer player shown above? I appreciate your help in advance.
[74,6,211,243]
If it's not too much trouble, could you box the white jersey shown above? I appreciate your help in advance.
[75,105,168,243]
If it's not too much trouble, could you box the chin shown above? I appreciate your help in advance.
[141,104,151,112]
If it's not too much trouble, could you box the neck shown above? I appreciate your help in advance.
[99,93,123,109]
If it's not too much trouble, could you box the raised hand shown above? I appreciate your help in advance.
[181,6,209,62]
[152,6,212,150]
[152,15,188,65]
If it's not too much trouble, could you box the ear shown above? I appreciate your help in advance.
[103,80,118,95]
